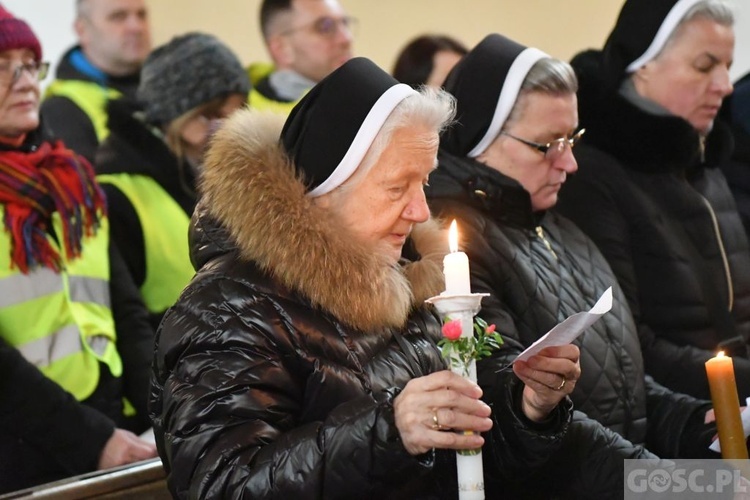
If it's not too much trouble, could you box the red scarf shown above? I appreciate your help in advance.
[0,140,106,273]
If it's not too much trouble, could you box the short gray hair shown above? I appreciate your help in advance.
[328,86,455,199]
[682,0,734,26]
[663,0,735,53]
[504,57,578,129]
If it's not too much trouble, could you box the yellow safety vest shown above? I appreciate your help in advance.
[97,174,193,314]
[0,209,122,402]
[44,80,122,142]
[246,63,300,115]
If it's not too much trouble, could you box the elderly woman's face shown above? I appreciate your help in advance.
[633,17,734,133]
[478,91,579,212]
[0,48,40,138]
[316,125,437,263]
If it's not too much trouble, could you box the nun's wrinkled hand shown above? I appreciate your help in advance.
[393,370,493,456]
[513,345,580,423]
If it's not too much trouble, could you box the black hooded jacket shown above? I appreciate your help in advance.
[556,49,750,401]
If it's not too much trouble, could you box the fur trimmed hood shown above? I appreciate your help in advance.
[199,108,448,331]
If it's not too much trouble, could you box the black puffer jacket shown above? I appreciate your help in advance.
[557,49,750,401]
[149,111,575,499]
[427,151,714,459]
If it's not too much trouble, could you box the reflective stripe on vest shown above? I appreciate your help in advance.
[16,324,109,366]
[0,208,122,401]
[44,80,122,142]
[0,270,109,308]
[97,173,193,313]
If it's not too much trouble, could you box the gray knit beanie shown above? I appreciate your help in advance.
[138,32,251,124]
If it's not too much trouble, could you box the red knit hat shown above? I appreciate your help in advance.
[0,5,41,61]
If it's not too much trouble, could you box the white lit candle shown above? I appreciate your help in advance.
[443,220,471,295]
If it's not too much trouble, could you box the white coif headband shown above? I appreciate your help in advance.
[467,47,549,158]
[626,0,703,72]
[308,83,417,197]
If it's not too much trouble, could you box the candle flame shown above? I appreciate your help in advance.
[449,220,458,253]
[717,351,725,358]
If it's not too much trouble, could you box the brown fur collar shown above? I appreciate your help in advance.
[201,109,449,331]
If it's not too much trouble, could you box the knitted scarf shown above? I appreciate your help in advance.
[0,140,106,273]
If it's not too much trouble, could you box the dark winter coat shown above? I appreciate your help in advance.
[427,151,716,460]
[556,49,750,401]
[720,125,750,237]
[719,72,750,238]
[149,110,574,499]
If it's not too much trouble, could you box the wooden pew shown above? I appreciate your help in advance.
[0,458,169,499]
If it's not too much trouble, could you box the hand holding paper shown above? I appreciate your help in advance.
[513,287,613,364]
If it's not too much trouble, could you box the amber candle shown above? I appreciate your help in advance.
[705,351,749,459]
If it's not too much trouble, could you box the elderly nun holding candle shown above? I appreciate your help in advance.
[149,57,582,499]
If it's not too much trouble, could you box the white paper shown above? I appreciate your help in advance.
[513,287,613,363]
[709,398,750,453]
[139,427,155,444]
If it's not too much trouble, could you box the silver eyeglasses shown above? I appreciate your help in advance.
[281,16,357,38]
[501,128,586,162]
[0,61,50,85]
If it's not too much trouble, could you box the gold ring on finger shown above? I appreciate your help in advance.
[431,409,447,430]
[555,376,566,391]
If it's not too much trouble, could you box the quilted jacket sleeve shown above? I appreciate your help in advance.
[150,280,431,500]
[643,376,717,458]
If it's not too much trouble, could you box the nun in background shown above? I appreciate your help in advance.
[148,57,584,499]
[556,0,750,401]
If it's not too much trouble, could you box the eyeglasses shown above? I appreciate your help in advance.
[0,61,50,86]
[281,16,357,38]
[501,128,586,162]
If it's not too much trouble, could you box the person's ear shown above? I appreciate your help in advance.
[74,17,87,43]
[267,34,294,67]
[633,62,653,83]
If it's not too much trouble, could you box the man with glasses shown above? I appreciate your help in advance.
[40,0,151,162]
[427,34,726,496]
[250,0,354,114]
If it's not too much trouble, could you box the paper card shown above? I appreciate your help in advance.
[709,398,750,453]
[513,287,613,363]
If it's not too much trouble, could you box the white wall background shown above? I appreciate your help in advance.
[5,0,750,84]
[4,0,76,90]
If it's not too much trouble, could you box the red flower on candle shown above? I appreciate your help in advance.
[441,319,462,340]
[437,316,503,376]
